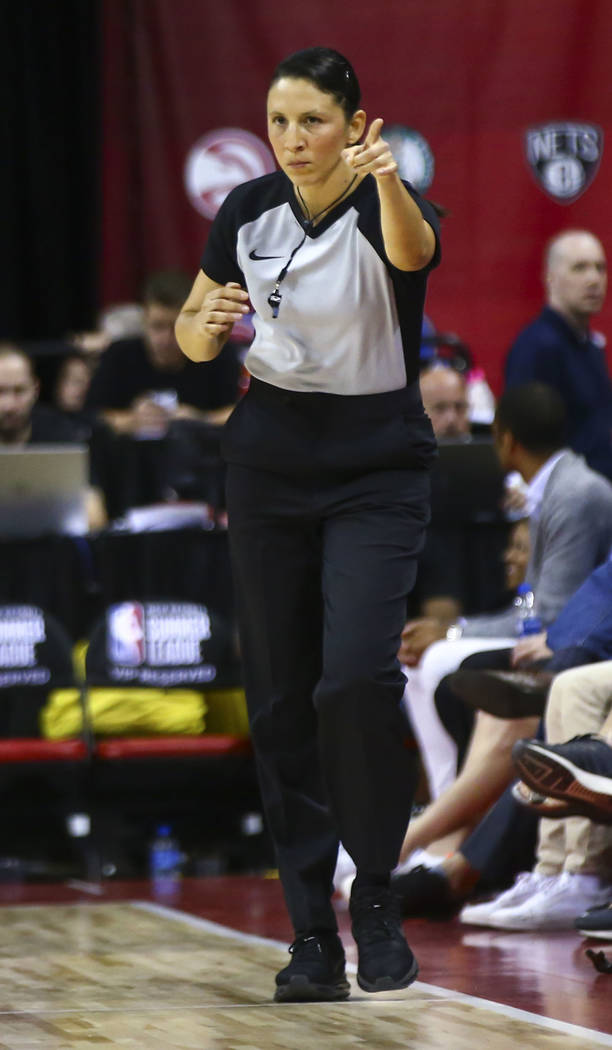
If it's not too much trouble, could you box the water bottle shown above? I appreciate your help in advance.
[149,824,182,898]
[514,582,543,636]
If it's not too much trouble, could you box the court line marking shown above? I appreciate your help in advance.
[136,900,612,1046]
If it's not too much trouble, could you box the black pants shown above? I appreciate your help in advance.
[226,462,430,935]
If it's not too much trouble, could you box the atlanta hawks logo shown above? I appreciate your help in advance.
[525,122,603,204]
[184,128,275,220]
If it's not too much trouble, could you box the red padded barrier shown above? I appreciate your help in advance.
[94,735,252,760]
[0,740,89,763]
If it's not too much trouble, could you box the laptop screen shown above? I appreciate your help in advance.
[0,445,89,538]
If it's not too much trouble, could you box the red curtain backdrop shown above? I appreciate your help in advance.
[102,0,612,392]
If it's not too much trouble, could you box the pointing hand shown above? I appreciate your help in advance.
[342,118,398,178]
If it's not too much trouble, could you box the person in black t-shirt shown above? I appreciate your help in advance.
[86,269,241,437]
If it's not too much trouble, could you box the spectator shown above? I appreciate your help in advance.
[71,302,145,358]
[400,383,612,802]
[413,363,509,624]
[457,663,612,929]
[419,364,471,440]
[53,353,94,417]
[0,343,106,530]
[86,269,241,436]
[505,230,612,479]
[390,557,612,919]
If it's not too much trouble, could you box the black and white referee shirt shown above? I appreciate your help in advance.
[201,171,440,397]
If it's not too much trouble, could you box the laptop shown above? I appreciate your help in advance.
[430,439,506,524]
[0,445,89,538]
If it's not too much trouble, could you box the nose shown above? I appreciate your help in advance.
[284,122,305,151]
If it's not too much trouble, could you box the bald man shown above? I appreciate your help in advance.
[505,230,612,479]
[419,365,471,440]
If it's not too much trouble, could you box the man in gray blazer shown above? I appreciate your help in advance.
[400,383,612,799]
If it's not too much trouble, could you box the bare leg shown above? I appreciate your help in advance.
[399,710,540,862]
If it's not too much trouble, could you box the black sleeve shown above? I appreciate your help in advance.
[356,178,441,274]
[412,187,442,272]
[200,188,245,286]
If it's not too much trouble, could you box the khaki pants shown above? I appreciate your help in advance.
[536,661,612,878]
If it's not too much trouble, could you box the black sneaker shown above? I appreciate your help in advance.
[513,734,612,825]
[350,884,419,993]
[575,900,612,940]
[274,932,350,1002]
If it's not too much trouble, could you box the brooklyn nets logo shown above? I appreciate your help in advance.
[525,122,603,203]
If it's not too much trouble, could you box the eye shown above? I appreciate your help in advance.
[305,116,322,126]
[269,115,286,127]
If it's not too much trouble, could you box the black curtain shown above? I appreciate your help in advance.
[1,2,101,341]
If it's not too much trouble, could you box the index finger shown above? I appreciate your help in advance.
[365,117,384,146]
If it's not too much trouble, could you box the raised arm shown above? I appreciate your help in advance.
[175,270,250,363]
[343,118,436,272]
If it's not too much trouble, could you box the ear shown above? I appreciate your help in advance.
[347,108,367,146]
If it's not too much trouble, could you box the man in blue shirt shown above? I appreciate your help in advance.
[505,231,612,479]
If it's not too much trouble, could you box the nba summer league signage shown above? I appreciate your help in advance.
[525,121,603,203]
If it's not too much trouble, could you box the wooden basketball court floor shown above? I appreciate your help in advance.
[0,875,610,1049]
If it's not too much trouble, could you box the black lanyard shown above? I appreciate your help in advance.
[267,175,358,320]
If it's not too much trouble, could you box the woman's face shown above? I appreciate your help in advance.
[267,77,364,190]
[503,519,530,591]
[56,357,92,413]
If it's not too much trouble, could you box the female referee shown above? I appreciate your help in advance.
[175,45,441,1002]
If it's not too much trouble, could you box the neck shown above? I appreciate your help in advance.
[1,424,30,445]
[549,301,591,337]
[520,449,559,484]
[294,166,360,224]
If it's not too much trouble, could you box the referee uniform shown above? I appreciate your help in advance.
[202,170,441,935]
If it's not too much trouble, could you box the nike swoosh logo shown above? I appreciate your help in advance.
[249,249,282,260]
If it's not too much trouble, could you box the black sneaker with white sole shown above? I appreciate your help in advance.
[274,932,350,1002]
[512,734,612,825]
[350,884,419,993]
[575,901,612,940]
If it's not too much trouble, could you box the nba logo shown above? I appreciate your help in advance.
[107,602,146,666]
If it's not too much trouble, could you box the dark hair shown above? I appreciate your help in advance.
[142,269,193,309]
[495,382,567,454]
[270,47,361,120]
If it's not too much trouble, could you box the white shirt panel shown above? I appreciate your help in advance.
[237,203,407,395]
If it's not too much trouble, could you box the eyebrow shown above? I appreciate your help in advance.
[267,108,327,118]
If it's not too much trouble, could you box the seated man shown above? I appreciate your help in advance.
[414,364,503,625]
[457,663,612,930]
[86,269,241,436]
[391,555,612,920]
[0,343,106,530]
[419,364,471,444]
[514,673,612,825]
[401,382,612,801]
[394,550,612,875]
